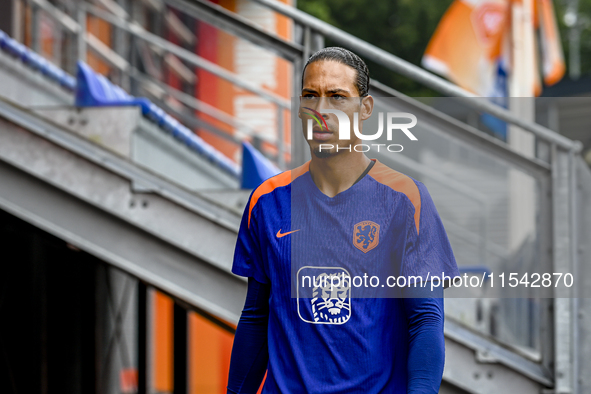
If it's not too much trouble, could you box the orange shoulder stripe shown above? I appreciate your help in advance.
[368,160,421,234]
[248,161,310,228]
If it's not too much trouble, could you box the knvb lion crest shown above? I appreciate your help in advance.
[297,267,352,325]
[354,221,380,253]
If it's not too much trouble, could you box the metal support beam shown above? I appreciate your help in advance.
[173,303,188,394]
[276,104,285,169]
[131,67,268,143]
[30,1,40,53]
[166,0,302,61]
[84,3,290,109]
[86,32,130,72]
[164,9,196,45]
[551,145,576,393]
[367,89,551,180]
[96,0,130,20]
[30,0,80,33]
[163,53,196,84]
[575,157,591,393]
[445,319,553,388]
[137,281,149,394]
[77,1,86,64]
[444,334,548,393]
[0,99,246,324]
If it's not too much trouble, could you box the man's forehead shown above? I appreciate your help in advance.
[302,61,357,91]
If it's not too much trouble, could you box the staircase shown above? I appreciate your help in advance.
[0,0,590,393]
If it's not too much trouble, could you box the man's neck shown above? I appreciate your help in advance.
[309,152,371,198]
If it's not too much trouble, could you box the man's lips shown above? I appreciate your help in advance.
[312,125,332,133]
[312,128,333,141]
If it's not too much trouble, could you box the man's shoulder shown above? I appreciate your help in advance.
[250,162,309,202]
[246,162,310,227]
[367,160,422,203]
[367,160,427,234]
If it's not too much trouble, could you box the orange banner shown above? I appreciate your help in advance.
[423,0,565,96]
[538,0,566,85]
[423,0,510,95]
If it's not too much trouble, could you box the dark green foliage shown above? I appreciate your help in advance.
[298,0,591,96]
[555,0,591,79]
[297,0,454,96]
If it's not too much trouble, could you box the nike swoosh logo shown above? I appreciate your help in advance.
[276,229,300,238]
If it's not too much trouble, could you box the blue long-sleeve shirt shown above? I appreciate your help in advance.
[229,159,458,393]
[228,278,445,393]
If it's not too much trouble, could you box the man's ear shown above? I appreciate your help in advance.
[360,95,374,121]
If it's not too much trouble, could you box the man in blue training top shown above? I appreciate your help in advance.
[227,47,460,393]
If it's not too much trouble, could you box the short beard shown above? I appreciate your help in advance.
[312,146,336,159]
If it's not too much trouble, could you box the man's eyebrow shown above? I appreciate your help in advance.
[326,89,351,94]
[301,88,352,94]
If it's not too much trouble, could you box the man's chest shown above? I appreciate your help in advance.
[256,197,409,277]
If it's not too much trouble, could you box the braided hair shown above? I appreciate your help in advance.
[302,47,370,97]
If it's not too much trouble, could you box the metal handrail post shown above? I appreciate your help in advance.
[569,147,580,394]
[551,142,576,393]
[30,1,40,53]
[276,104,285,169]
[77,2,86,65]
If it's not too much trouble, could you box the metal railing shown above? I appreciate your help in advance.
[250,2,583,391]
[26,0,293,168]
[253,0,581,152]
